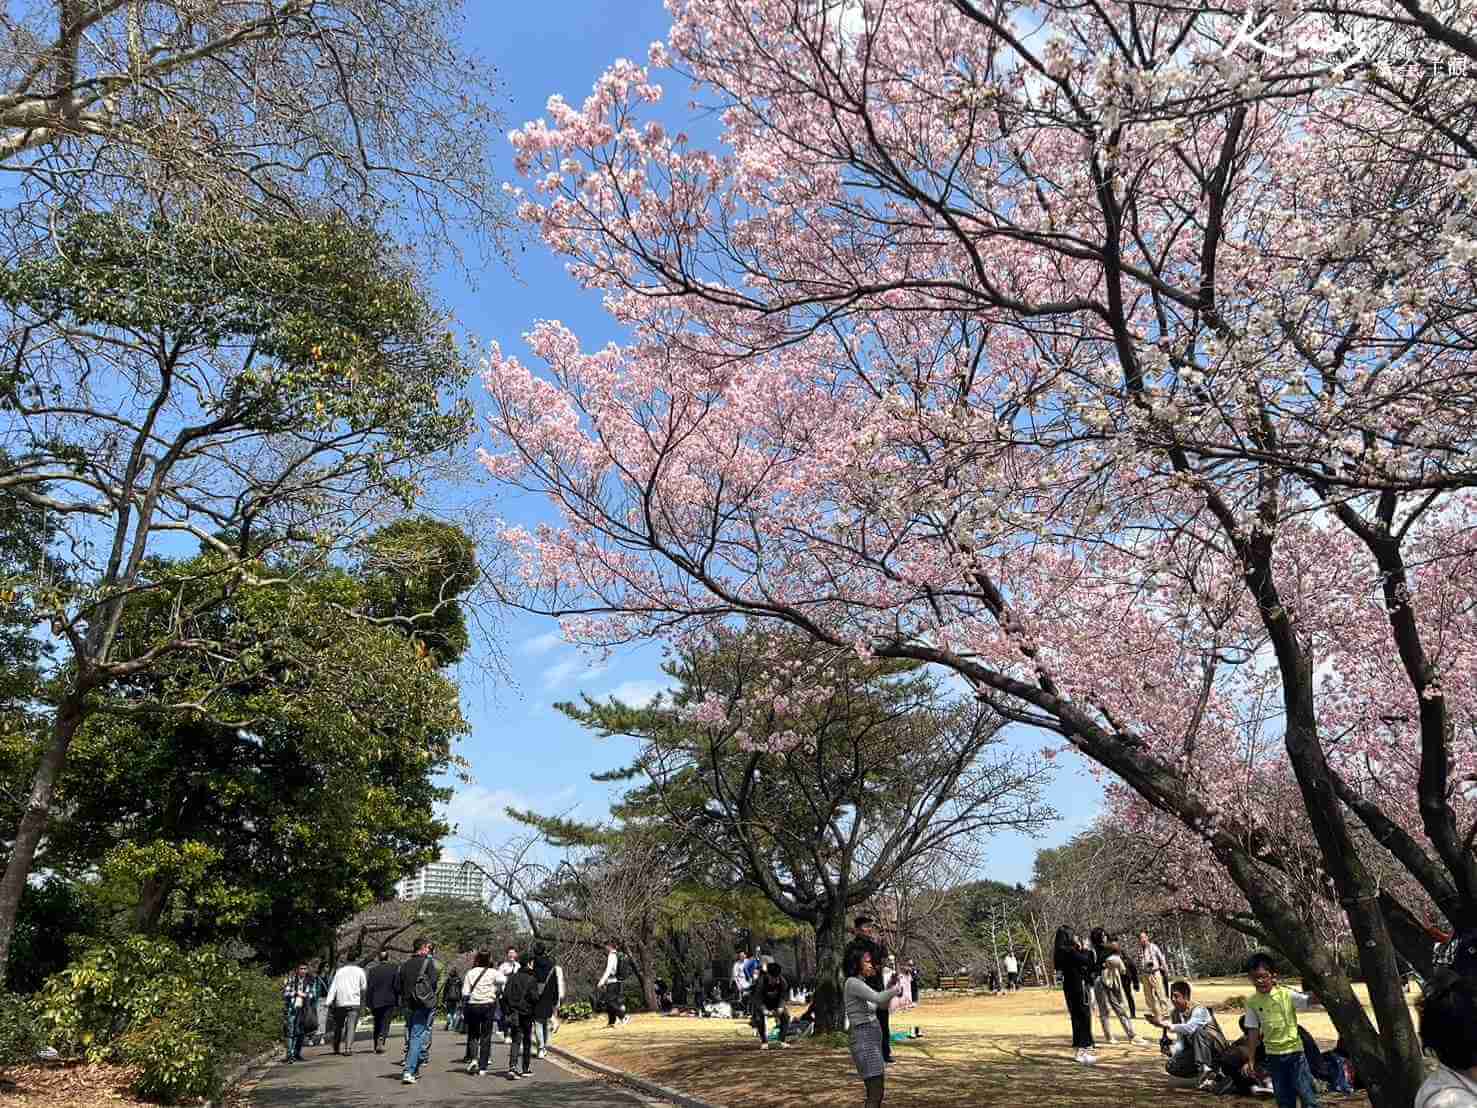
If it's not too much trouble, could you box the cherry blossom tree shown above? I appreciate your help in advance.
[481,2,1477,1103]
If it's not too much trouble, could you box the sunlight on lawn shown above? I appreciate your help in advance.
[556,979,1397,1107]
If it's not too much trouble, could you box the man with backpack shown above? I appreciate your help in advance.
[397,936,439,1086]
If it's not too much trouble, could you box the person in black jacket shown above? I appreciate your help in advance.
[530,949,561,1058]
[1055,925,1098,1066]
[501,956,538,1079]
[842,917,893,1062]
[752,962,793,1049]
[365,950,400,1054]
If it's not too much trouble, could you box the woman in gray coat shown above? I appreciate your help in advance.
[844,946,903,1107]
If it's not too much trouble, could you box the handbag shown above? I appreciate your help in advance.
[301,1002,319,1034]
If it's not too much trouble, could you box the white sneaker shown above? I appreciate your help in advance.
[1084,1051,1098,1064]
[779,1041,792,1049]
[1132,1036,1149,1046]
[466,1060,478,1074]
[537,1048,547,1059]
[401,1073,416,1085]
[759,1042,769,1051]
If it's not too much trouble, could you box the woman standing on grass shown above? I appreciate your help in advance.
[846,946,904,1107]
[1054,925,1098,1066]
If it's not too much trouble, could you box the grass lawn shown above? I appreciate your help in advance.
[555,979,1399,1107]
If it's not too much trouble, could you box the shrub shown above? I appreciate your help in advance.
[36,936,282,1103]
[116,1017,218,1102]
[0,992,44,1071]
[558,1000,593,1022]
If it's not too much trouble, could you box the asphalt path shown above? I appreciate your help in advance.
[247,1021,649,1108]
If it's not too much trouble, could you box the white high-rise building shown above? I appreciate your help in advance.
[394,860,489,903]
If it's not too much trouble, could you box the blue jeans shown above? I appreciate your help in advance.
[403,1007,432,1076]
[1266,1050,1320,1108]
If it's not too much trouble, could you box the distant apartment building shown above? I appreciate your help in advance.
[394,860,489,903]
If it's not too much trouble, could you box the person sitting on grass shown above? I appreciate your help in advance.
[1147,980,1227,1090]
[1242,952,1321,1108]
[1416,973,1477,1107]
[752,962,793,1050]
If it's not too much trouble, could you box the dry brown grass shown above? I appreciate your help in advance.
[557,979,1393,1107]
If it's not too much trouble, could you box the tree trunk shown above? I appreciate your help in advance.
[812,908,849,1034]
[133,876,172,933]
[0,700,85,981]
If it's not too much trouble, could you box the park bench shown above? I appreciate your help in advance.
[935,974,973,991]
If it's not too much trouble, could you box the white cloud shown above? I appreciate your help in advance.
[540,657,581,689]
[604,678,675,706]
[522,629,564,656]
[438,783,531,838]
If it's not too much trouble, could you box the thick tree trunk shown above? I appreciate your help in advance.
[0,700,85,981]
[812,908,849,1034]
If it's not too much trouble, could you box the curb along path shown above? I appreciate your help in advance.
[547,1044,725,1108]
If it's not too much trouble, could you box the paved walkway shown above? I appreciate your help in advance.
[247,1024,648,1108]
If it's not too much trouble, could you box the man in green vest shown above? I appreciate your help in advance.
[1241,952,1320,1107]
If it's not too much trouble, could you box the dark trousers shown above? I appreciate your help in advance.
[465,1002,495,1070]
[603,981,625,1026]
[331,1005,360,1053]
[1065,983,1094,1048]
[755,1006,790,1043]
[876,1003,892,1061]
[506,1014,532,1072]
[371,1005,394,1050]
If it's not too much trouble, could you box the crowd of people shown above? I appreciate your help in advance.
[279,922,1477,1108]
[280,935,568,1085]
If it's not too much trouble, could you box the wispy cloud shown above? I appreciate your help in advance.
[438,784,531,838]
[604,678,675,706]
[540,657,581,689]
[522,629,564,656]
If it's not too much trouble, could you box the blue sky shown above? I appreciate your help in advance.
[430,2,1104,886]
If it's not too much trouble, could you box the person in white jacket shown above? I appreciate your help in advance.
[597,941,627,1026]
[326,961,369,1055]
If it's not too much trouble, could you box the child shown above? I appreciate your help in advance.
[1416,972,1477,1107]
[1242,952,1320,1108]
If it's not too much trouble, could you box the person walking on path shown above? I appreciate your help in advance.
[1054,925,1098,1066]
[326,959,368,1055]
[310,960,330,1047]
[531,947,562,1058]
[1139,930,1173,1052]
[1003,950,1020,991]
[461,950,503,1076]
[282,963,318,1063]
[597,941,627,1027]
[365,950,400,1054]
[502,955,539,1079]
[442,963,463,1032]
[397,936,439,1086]
[494,945,520,1040]
[845,945,904,1107]
[844,917,893,1063]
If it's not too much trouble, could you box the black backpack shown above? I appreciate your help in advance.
[409,957,438,1008]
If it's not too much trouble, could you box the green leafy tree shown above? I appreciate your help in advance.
[548,625,1053,1031]
[0,214,475,978]
[35,519,475,968]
